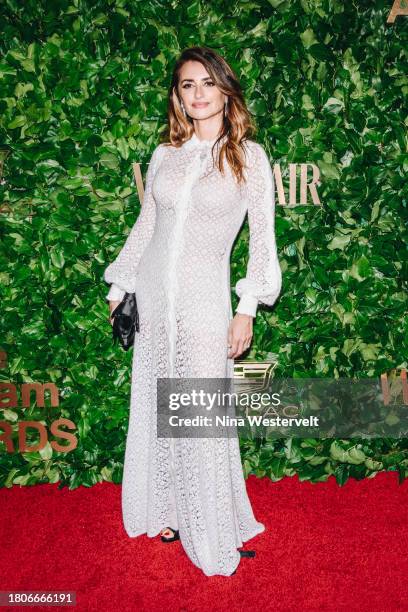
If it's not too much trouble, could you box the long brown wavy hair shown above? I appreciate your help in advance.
[160,46,257,184]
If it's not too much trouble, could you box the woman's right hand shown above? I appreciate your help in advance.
[108,300,121,326]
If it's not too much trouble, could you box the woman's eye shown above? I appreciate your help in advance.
[181,81,214,88]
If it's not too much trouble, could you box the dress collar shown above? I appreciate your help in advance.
[183,132,227,150]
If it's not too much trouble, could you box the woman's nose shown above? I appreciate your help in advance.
[194,85,205,99]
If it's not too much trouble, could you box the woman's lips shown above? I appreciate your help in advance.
[192,102,209,108]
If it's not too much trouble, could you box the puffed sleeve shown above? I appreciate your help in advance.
[234,142,282,317]
[104,143,165,300]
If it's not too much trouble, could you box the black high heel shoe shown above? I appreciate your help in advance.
[230,550,256,575]
[160,527,180,543]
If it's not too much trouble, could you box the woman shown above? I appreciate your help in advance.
[104,46,282,577]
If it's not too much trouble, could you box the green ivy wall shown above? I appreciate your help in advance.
[0,0,407,488]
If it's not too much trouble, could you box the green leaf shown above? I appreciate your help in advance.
[100,153,119,170]
[8,116,27,128]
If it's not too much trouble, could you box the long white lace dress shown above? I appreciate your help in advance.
[103,132,282,576]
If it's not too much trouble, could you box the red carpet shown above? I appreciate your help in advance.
[1,472,407,611]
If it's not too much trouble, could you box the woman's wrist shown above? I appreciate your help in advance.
[235,312,254,319]
[106,283,126,302]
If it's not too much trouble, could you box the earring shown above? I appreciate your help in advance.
[224,100,228,117]
[181,101,187,117]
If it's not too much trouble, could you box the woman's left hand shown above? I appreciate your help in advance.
[227,313,253,359]
[108,300,121,326]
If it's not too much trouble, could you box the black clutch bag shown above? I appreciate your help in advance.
[111,292,140,351]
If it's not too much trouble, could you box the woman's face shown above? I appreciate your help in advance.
[177,60,226,121]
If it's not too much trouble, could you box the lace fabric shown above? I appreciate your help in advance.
[103,134,282,576]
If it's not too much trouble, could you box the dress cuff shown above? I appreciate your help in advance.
[236,294,258,318]
[106,284,126,302]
